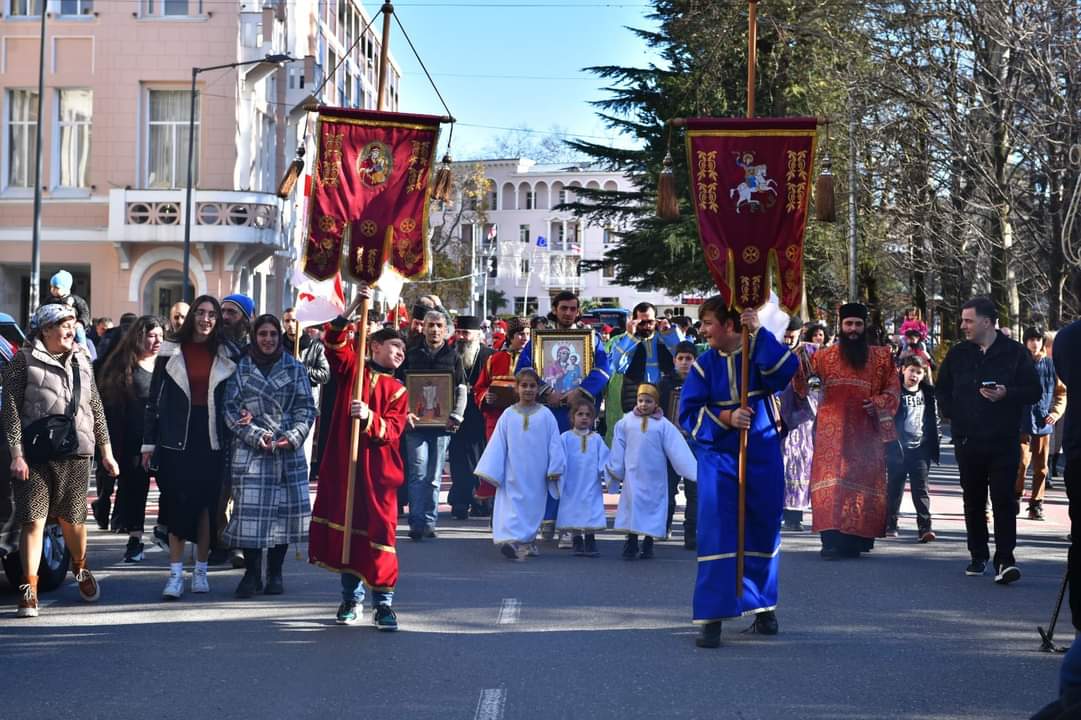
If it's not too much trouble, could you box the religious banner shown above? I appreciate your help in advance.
[685,117,817,313]
[302,106,443,283]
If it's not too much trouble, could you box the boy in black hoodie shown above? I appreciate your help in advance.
[659,341,699,549]
[885,355,940,542]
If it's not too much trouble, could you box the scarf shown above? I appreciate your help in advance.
[249,342,284,376]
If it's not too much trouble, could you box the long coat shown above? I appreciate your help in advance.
[222,353,316,548]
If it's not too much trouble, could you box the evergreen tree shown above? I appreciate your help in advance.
[563,0,860,312]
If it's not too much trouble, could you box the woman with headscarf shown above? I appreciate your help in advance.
[142,295,237,600]
[2,303,119,617]
[222,314,316,597]
[98,315,166,562]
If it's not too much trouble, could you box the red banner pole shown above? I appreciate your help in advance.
[736,0,760,600]
[342,1,394,566]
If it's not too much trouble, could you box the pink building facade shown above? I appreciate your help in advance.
[0,0,399,325]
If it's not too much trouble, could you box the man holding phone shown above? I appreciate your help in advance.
[937,297,1041,584]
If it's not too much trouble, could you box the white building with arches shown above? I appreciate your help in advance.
[451,158,682,317]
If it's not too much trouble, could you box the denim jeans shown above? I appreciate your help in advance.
[340,573,392,607]
[404,428,451,532]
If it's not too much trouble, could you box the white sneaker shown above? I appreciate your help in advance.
[526,542,540,557]
[191,568,210,594]
[162,572,184,600]
[557,532,573,549]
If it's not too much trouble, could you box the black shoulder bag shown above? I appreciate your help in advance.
[23,356,82,464]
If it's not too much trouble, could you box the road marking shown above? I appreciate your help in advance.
[474,688,507,720]
[497,598,520,625]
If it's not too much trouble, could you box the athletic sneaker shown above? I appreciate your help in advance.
[965,560,987,577]
[162,572,184,600]
[336,600,360,625]
[373,604,399,631]
[191,567,210,593]
[74,567,100,602]
[525,543,540,557]
[123,537,145,563]
[557,532,574,549]
[994,564,1021,585]
[16,584,38,618]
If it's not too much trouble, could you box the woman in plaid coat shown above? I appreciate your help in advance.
[223,314,316,598]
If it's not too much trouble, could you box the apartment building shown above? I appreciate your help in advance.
[0,0,399,324]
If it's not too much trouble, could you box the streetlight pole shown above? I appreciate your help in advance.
[181,54,295,302]
[28,3,46,316]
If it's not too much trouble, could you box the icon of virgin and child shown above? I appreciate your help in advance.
[544,343,583,393]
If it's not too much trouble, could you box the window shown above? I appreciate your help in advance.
[519,258,530,275]
[519,224,530,244]
[486,255,498,279]
[10,0,43,15]
[559,188,568,204]
[481,223,497,250]
[552,222,565,250]
[143,0,202,17]
[6,90,37,190]
[603,227,615,245]
[514,297,538,316]
[487,187,498,211]
[525,190,535,210]
[602,262,616,280]
[147,89,197,189]
[56,89,92,189]
[60,0,93,15]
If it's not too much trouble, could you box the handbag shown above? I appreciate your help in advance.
[23,355,82,464]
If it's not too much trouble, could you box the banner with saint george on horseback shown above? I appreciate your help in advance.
[684,117,817,313]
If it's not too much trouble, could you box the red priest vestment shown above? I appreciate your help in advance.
[801,344,900,539]
[472,349,519,500]
[309,324,408,591]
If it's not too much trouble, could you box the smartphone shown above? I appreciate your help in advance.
[980,381,998,389]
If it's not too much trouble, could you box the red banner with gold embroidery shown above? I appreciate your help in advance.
[685,117,817,313]
[302,107,442,283]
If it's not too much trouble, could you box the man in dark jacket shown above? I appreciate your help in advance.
[282,308,331,388]
[397,310,467,540]
[446,316,494,520]
[1053,316,1081,634]
[937,297,1041,584]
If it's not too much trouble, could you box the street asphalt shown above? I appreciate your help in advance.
[0,443,1072,720]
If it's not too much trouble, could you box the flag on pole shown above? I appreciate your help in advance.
[291,268,346,328]
[685,117,817,312]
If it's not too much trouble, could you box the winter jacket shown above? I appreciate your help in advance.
[1053,319,1081,455]
[1021,351,1067,436]
[936,331,1041,444]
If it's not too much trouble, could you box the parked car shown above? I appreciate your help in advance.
[581,307,629,334]
[0,312,71,592]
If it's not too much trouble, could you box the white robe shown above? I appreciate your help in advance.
[475,403,566,544]
[556,430,609,531]
[608,413,698,539]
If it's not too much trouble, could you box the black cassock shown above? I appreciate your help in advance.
[448,345,494,511]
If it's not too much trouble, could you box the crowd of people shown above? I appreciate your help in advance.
[3,270,1078,658]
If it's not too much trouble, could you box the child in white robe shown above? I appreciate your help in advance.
[608,383,697,560]
[475,368,566,561]
[556,398,609,557]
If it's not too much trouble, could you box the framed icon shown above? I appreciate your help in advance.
[405,371,453,427]
[667,387,682,423]
[532,329,594,393]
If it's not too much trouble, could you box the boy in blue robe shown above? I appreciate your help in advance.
[679,296,798,648]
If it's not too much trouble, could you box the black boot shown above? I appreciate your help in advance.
[639,536,655,559]
[235,549,263,598]
[572,534,585,556]
[752,610,779,635]
[264,544,287,595]
[622,534,639,560]
[583,533,599,557]
[696,621,722,649]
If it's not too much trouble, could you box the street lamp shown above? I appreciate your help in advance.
[182,53,296,302]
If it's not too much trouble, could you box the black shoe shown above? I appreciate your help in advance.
[1028,504,1045,521]
[451,505,469,521]
[752,611,779,635]
[207,548,230,566]
[230,549,246,569]
[152,525,169,552]
[572,534,585,556]
[424,529,437,539]
[684,535,697,550]
[91,499,109,530]
[123,537,145,563]
[783,521,804,532]
[235,571,263,598]
[639,536,655,560]
[820,547,838,560]
[622,536,639,560]
[965,560,987,577]
[264,574,284,595]
[583,534,599,557]
[994,564,1021,585]
[696,621,722,648]
[373,604,399,631]
[408,530,423,542]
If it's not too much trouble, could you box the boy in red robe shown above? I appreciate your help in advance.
[309,290,409,630]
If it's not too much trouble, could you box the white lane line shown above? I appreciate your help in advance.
[475,688,507,720]
[497,598,520,625]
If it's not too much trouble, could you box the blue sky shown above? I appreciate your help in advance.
[379,1,660,159]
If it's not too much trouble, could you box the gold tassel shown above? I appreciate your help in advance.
[276,147,306,199]
[432,154,453,203]
[814,123,836,222]
[656,149,679,221]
